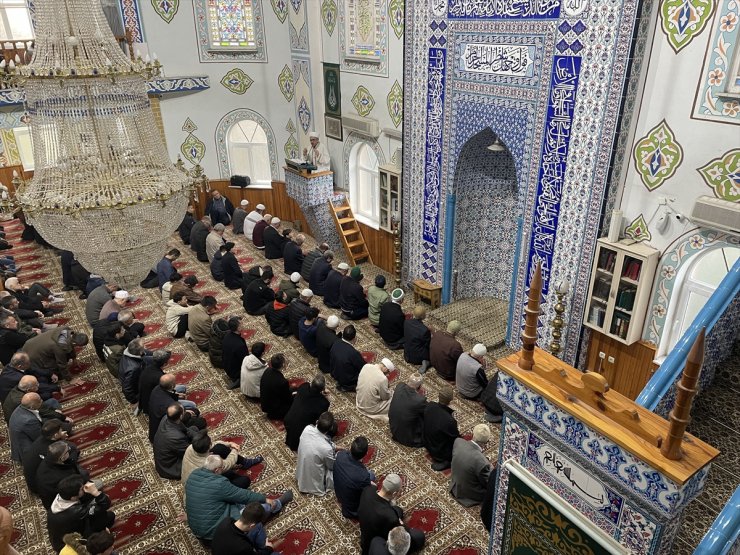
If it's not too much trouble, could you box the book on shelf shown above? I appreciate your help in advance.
[622,259,642,281]
[616,287,636,311]
[592,276,612,300]
[597,250,617,272]
[589,305,606,327]
[611,313,631,339]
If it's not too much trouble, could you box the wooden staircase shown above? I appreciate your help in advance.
[329,198,373,266]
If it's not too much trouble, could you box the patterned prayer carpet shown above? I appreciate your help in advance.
[428,299,509,354]
[0,220,502,555]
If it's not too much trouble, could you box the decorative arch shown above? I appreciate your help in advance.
[644,228,740,345]
[342,131,386,190]
[215,109,279,180]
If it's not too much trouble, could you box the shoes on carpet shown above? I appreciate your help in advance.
[431,461,450,471]
[132,406,141,416]
[419,360,430,374]
[339,312,349,320]
[78,293,87,300]
[278,489,294,504]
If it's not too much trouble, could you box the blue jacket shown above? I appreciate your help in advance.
[333,450,375,518]
[185,467,266,540]
[157,257,175,290]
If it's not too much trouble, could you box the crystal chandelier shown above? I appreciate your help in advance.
[13,0,193,287]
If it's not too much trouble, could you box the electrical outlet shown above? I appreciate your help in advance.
[608,356,615,364]
[599,351,606,359]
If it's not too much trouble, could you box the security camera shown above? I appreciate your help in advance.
[674,213,685,222]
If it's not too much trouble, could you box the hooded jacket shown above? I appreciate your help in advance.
[265,300,291,337]
[119,346,147,404]
[208,318,230,368]
[240,354,268,398]
[165,300,193,335]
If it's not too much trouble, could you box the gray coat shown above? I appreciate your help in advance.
[153,417,198,479]
[9,405,42,462]
[449,437,491,507]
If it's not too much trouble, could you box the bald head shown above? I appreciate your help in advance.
[21,392,42,410]
[18,375,38,392]
[160,374,177,390]
[9,352,30,370]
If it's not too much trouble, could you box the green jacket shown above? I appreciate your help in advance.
[367,286,390,325]
[184,467,266,540]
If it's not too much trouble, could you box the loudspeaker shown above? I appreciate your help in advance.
[230,175,250,188]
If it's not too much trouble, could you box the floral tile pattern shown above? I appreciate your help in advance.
[322,0,338,35]
[692,0,740,124]
[297,96,311,134]
[286,118,296,134]
[351,85,375,116]
[271,0,288,23]
[220,68,254,95]
[181,118,198,134]
[389,0,404,38]
[180,133,205,165]
[633,120,684,191]
[284,134,299,159]
[660,0,715,52]
[624,214,652,242]
[697,149,740,202]
[151,0,179,23]
[278,65,295,102]
[386,80,403,128]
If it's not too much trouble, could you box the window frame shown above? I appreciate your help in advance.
[226,119,272,187]
[348,141,380,229]
[0,0,34,42]
[344,0,383,63]
[205,0,259,53]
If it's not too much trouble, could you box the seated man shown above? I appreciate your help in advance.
[119,338,150,412]
[243,268,275,316]
[98,290,129,321]
[283,233,305,274]
[24,326,88,382]
[423,386,460,471]
[323,262,349,309]
[243,203,265,241]
[156,248,180,291]
[388,374,427,448]
[330,325,365,392]
[22,420,76,494]
[289,289,314,339]
[240,342,268,399]
[47,476,115,553]
[356,358,394,422]
[367,275,390,328]
[138,349,172,415]
[358,474,425,555]
[316,315,340,374]
[259,354,293,420]
[379,289,405,350]
[284,373,330,452]
[3,376,69,431]
[211,502,276,555]
[309,250,334,296]
[340,266,369,320]
[429,320,464,381]
[165,291,194,338]
[263,217,290,260]
[231,199,249,235]
[334,436,376,518]
[301,242,329,282]
[181,431,262,487]
[36,441,90,510]
[450,424,493,507]
[210,243,229,282]
[148,374,205,443]
[369,526,413,555]
[152,403,200,479]
[206,223,227,263]
[188,296,219,352]
[296,411,336,496]
[222,317,249,389]
[85,281,118,325]
[403,307,431,374]
[185,454,292,541]
[252,213,271,250]
[278,271,301,302]
[0,313,31,366]
[455,344,489,400]
[0,352,61,406]
[298,307,320,357]
[170,274,203,306]
[9,392,43,462]
[264,290,292,338]
[221,243,245,290]
[178,204,196,245]
[191,217,213,262]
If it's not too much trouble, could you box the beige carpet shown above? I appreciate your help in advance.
[429,298,509,356]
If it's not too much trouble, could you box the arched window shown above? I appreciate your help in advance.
[348,142,379,227]
[657,246,740,359]
[227,119,271,185]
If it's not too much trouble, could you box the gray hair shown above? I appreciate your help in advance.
[203,454,224,472]
[47,441,69,463]
[387,526,411,555]
[295,234,305,245]
[117,309,134,325]
[0,313,15,328]
[9,351,29,368]
[127,338,146,357]
[311,373,326,392]
[152,349,172,366]
[324,250,334,261]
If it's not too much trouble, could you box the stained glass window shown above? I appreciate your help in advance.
[345,0,382,61]
[207,0,257,50]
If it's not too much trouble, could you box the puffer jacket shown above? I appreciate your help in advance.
[118,347,147,403]
[184,467,266,540]
[208,318,230,368]
[240,354,268,398]
[265,300,291,337]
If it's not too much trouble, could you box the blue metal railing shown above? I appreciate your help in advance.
[635,257,740,411]
[694,486,740,555]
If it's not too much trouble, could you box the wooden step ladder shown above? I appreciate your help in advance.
[329,198,373,266]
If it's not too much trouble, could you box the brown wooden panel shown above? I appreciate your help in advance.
[585,330,659,400]
[0,166,33,193]
[357,221,395,274]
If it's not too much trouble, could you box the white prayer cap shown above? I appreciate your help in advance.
[473,344,487,357]
[391,288,404,302]
[290,272,301,284]
[382,473,402,493]
[380,358,395,372]
[309,131,319,139]
[256,203,266,210]
[271,217,281,225]
[240,199,249,206]
[327,315,340,329]
[114,290,129,300]
[473,424,492,443]
[337,262,350,271]
[301,288,314,298]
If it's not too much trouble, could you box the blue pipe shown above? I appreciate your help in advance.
[442,192,457,305]
[506,217,524,343]
[694,486,740,555]
[636,257,740,410]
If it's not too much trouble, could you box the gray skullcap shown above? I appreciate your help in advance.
[447,320,462,334]
[213,223,225,231]
[382,473,402,494]
[391,288,404,301]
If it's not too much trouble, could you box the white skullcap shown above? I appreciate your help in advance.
[382,473,402,493]
[290,272,301,284]
[240,199,249,206]
[256,203,265,210]
[473,424,492,443]
[391,288,404,302]
[473,344,487,357]
[271,217,281,225]
[337,262,350,271]
[114,290,129,299]
[309,131,319,139]
[4,277,18,288]
[301,288,314,298]
[327,315,340,329]
[381,358,395,372]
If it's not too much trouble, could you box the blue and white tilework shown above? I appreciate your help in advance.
[214,109,279,179]
[402,0,642,364]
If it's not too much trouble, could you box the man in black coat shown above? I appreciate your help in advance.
[190,217,212,262]
[210,245,227,282]
[205,190,235,227]
[283,233,306,274]
[265,290,292,338]
[0,352,60,404]
[357,474,425,555]
[148,374,206,443]
[323,262,348,309]
[309,250,334,296]
[36,441,90,509]
[301,243,329,282]
[263,217,290,260]
[283,373,330,451]
[388,374,427,448]
[222,317,249,388]
[138,350,172,416]
[243,269,275,316]
[423,386,460,471]
[403,306,431,373]
[222,244,244,290]
[379,288,406,350]
[178,204,196,244]
[153,403,200,479]
[47,475,115,553]
[288,289,314,339]
[0,313,30,366]
[259,354,293,420]
[340,266,369,320]
[329,326,365,392]
[316,315,341,374]
[22,420,78,494]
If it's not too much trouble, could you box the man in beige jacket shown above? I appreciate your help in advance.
[355,358,395,422]
[181,431,263,488]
